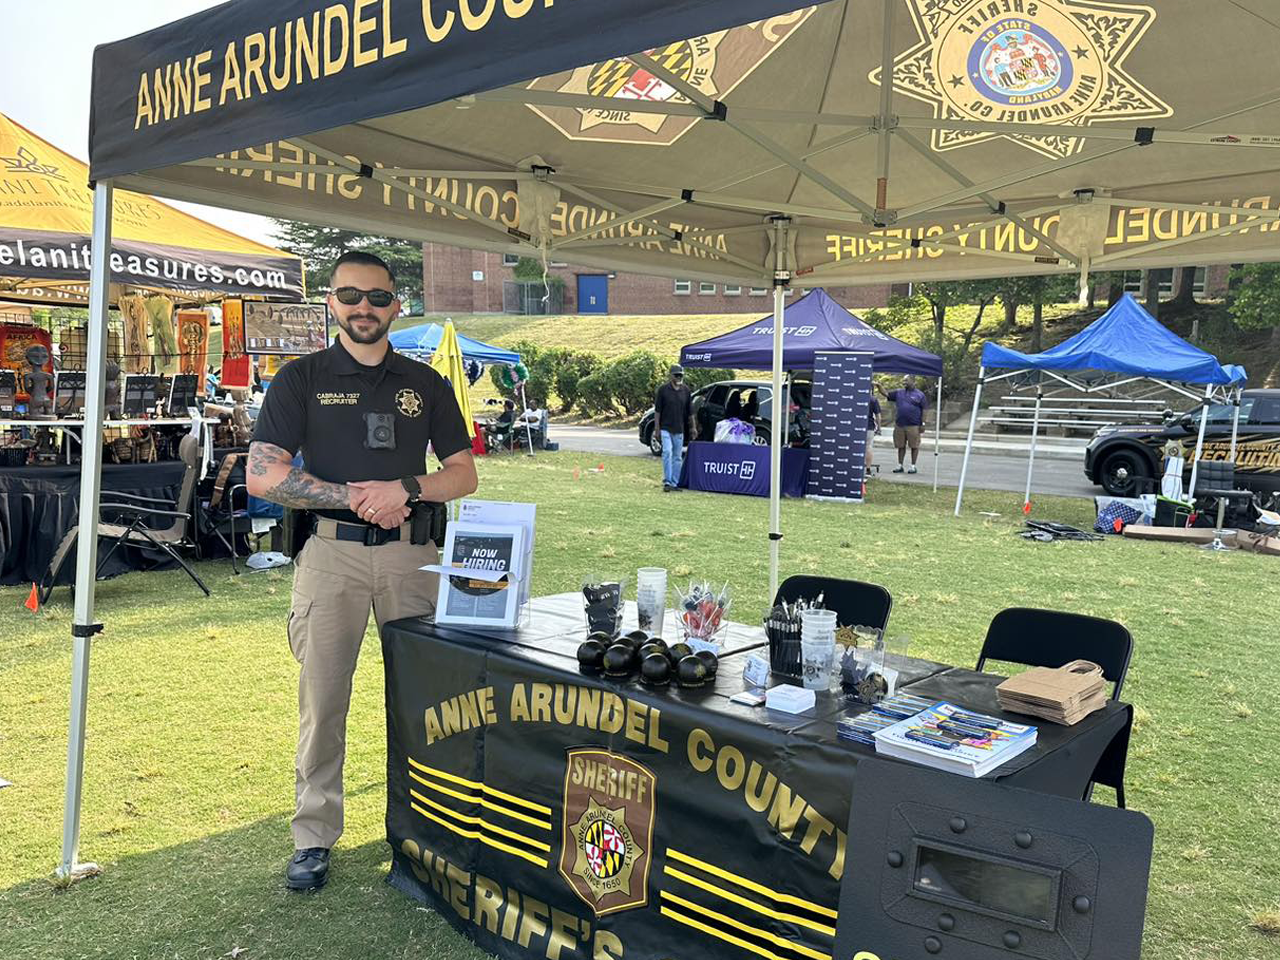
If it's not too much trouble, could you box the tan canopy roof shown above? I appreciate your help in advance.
[88,0,1280,289]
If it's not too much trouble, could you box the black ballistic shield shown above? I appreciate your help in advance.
[836,758,1154,960]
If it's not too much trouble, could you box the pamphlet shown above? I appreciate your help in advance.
[873,702,1037,778]
[457,500,536,606]
[427,521,525,628]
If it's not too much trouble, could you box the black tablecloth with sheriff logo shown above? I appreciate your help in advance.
[381,594,1131,960]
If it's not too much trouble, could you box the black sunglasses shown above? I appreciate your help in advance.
[333,286,395,308]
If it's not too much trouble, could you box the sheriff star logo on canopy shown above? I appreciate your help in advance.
[559,748,655,915]
[527,9,817,146]
[872,0,1172,159]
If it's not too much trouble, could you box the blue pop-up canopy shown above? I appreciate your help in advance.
[981,294,1246,385]
[389,323,521,365]
[680,288,943,377]
[957,294,1248,516]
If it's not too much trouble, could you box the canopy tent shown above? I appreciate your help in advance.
[680,288,941,375]
[681,286,945,487]
[955,294,1248,515]
[388,322,521,365]
[62,0,1280,878]
[0,112,303,305]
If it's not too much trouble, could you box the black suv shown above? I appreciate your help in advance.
[638,378,812,455]
[1084,388,1280,497]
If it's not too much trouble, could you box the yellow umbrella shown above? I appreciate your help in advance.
[429,321,475,439]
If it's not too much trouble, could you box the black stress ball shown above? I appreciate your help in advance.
[676,655,709,689]
[626,630,650,645]
[640,653,671,686]
[603,644,635,677]
[638,642,667,662]
[695,649,719,678]
[577,638,606,672]
[668,642,694,664]
[587,630,615,646]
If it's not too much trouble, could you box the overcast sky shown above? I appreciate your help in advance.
[2,1,280,247]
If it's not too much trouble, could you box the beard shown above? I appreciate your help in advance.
[338,311,392,345]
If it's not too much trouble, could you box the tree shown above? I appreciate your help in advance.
[915,280,999,346]
[1228,262,1280,347]
[1171,266,1198,310]
[993,275,1038,335]
[1027,274,1077,352]
[992,275,1075,350]
[270,221,424,305]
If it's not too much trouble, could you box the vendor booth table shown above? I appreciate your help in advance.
[679,442,810,498]
[0,460,185,585]
[381,594,1130,960]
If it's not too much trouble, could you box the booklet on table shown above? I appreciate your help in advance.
[872,702,1038,778]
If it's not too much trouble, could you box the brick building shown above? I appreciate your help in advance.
[420,242,1232,316]
[420,242,900,315]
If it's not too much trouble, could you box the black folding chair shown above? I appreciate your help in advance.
[773,575,893,633]
[976,607,1134,806]
[1193,460,1253,549]
[38,434,211,603]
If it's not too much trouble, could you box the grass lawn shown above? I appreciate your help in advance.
[1,453,1276,960]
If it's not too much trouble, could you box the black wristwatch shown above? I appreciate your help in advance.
[400,475,422,504]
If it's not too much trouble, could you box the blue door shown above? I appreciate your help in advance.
[577,275,609,314]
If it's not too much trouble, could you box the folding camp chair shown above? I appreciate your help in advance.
[976,607,1134,806]
[38,434,210,603]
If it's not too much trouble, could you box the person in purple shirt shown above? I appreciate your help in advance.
[877,375,929,474]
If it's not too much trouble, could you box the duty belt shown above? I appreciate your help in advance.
[313,517,410,546]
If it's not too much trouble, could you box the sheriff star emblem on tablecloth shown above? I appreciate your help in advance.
[871,0,1172,159]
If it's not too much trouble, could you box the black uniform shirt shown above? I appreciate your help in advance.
[253,339,471,522]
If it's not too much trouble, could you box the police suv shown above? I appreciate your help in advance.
[1084,388,1280,500]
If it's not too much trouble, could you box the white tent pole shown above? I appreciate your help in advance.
[1186,383,1214,499]
[1024,384,1044,512]
[59,180,113,880]
[519,383,535,456]
[768,218,790,605]
[932,375,943,493]
[954,366,985,517]
[1229,386,1242,462]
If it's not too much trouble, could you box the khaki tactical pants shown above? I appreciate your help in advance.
[287,526,439,850]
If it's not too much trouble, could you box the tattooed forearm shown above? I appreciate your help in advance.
[247,441,349,509]
[267,468,351,509]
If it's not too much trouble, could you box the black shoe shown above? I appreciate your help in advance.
[286,847,330,891]
[663,483,672,492]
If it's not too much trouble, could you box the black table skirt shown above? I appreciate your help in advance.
[380,594,1131,960]
[0,461,185,586]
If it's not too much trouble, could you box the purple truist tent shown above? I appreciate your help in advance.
[681,287,945,490]
[679,288,942,376]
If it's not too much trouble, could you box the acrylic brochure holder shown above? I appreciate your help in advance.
[424,515,531,631]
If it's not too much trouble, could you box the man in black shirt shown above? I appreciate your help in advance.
[654,364,693,491]
[247,251,477,891]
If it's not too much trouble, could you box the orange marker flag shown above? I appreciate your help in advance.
[1022,500,1032,516]
[24,582,39,612]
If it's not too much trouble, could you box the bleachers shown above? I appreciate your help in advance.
[981,392,1171,437]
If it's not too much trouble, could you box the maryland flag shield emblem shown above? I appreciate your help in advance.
[526,9,817,146]
[559,748,656,915]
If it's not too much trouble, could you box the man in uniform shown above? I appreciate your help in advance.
[246,251,478,891]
